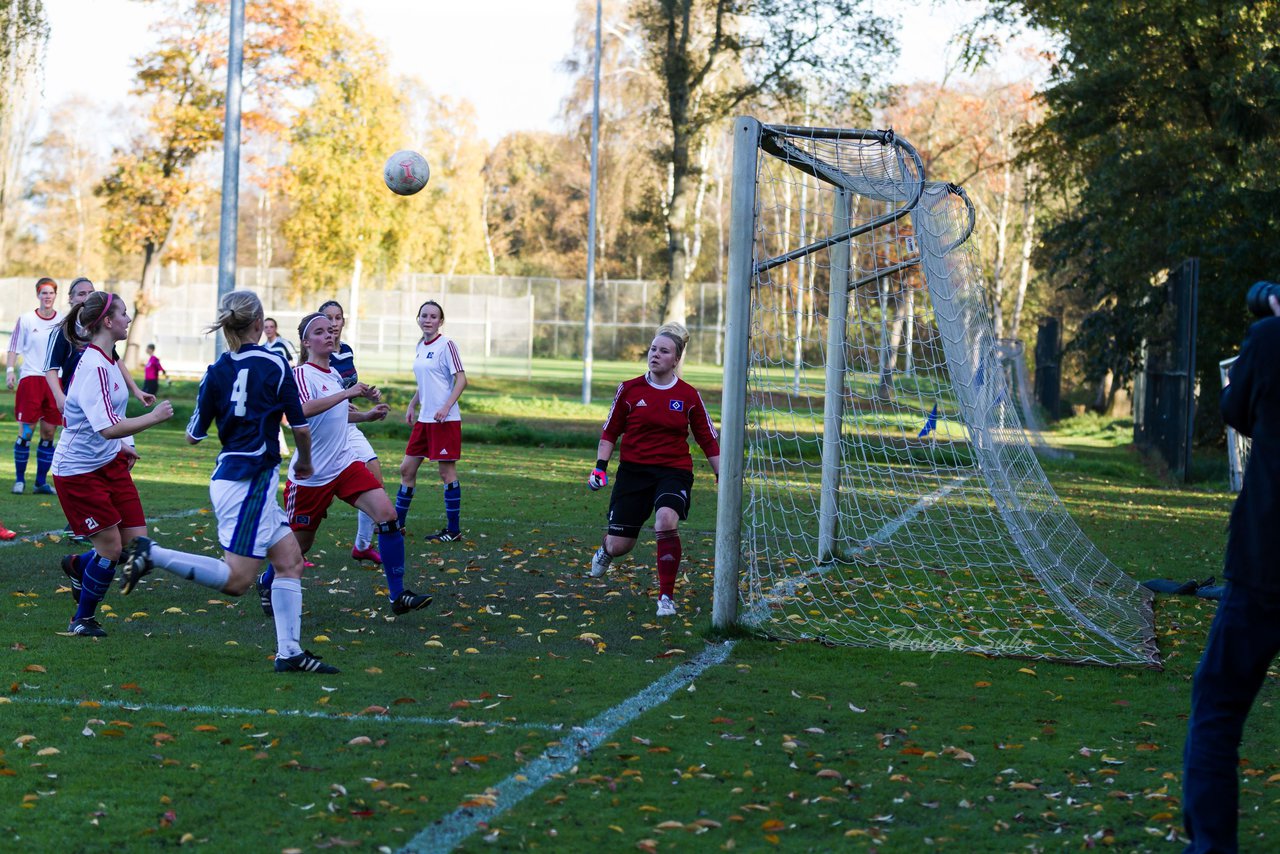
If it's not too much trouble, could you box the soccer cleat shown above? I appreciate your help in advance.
[33,482,54,495]
[391,590,432,615]
[118,536,154,595]
[256,572,274,616]
[64,526,87,544]
[351,546,383,564]
[0,524,15,541]
[68,617,107,637]
[424,528,462,543]
[273,649,339,674]
[303,560,316,569]
[656,595,677,617]
[589,546,612,578]
[61,554,83,603]
[10,481,23,495]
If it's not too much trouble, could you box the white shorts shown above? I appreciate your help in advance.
[347,424,376,463]
[211,468,293,559]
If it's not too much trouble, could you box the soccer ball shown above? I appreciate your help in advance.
[383,150,430,196]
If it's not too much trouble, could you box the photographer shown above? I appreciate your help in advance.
[1183,284,1280,851]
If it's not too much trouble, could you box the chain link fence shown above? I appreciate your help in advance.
[0,269,726,378]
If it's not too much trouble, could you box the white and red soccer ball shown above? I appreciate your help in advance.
[383,150,430,196]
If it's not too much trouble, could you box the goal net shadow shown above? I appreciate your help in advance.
[713,119,1157,667]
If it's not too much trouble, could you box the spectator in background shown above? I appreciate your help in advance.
[1183,292,1280,851]
[142,343,168,395]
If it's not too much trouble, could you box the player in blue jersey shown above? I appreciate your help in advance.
[116,291,338,673]
[318,299,385,563]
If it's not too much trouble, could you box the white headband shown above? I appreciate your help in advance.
[302,315,329,338]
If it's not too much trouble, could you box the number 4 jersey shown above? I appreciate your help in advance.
[187,344,308,481]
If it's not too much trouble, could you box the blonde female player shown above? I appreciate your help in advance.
[587,323,720,617]
[7,277,62,495]
[48,291,174,637]
[317,299,384,564]
[395,300,466,541]
[117,290,338,674]
[259,312,431,616]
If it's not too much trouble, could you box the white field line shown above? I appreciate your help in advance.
[0,507,211,549]
[399,640,737,853]
[0,694,565,733]
[745,474,974,623]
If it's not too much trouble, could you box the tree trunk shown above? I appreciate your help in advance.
[1010,168,1036,341]
[348,252,364,344]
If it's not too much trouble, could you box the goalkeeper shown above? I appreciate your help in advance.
[1183,290,1280,851]
[586,322,719,618]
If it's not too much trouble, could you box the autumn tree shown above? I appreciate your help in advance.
[987,0,1280,418]
[631,0,895,324]
[97,0,314,357]
[28,96,110,274]
[281,7,413,321]
[0,0,48,269]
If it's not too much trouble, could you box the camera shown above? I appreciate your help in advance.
[1248,280,1280,318]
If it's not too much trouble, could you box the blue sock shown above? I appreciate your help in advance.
[74,549,98,574]
[14,438,29,483]
[444,480,461,534]
[75,554,117,621]
[395,486,415,530]
[35,439,54,486]
[379,527,406,599]
[258,564,275,590]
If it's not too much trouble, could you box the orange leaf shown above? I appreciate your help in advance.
[23,665,46,673]
[194,725,219,732]
[761,819,786,831]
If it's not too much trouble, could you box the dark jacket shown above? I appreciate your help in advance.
[1222,315,1280,593]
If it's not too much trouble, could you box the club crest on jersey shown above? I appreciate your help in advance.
[669,400,684,411]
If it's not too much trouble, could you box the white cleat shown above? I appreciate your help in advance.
[656,595,677,617]
[589,547,612,578]
[11,481,24,495]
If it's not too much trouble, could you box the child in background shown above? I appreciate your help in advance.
[142,344,168,396]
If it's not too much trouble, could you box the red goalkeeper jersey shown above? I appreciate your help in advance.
[601,374,720,471]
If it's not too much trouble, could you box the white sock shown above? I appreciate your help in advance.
[355,511,373,550]
[150,544,231,591]
[271,576,303,659]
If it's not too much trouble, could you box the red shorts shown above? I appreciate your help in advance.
[283,460,382,532]
[405,421,462,461]
[15,375,61,426]
[53,456,145,536]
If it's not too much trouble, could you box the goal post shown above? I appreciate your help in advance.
[713,117,1157,666]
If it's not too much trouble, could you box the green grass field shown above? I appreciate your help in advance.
[0,371,1272,852]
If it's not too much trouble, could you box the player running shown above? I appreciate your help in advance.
[586,322,720,618]
[258,311,431,617]
[48,291,174,637]
[116,290,338,674]
[318,299,385,564]
[395,300,467,542]
[7,277,63,495]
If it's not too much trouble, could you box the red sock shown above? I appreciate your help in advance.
[655,530,681,597]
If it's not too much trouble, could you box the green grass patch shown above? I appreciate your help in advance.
[0,377,1267,851]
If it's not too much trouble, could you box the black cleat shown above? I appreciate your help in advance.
[61,554,83,603]
[391,590,432,615]
[118,536,154,595]
[274,649,339,673]
[424,528,462,543]
[68,617,107,637]
[257,572,274,616]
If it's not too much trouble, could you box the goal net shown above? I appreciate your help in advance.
[713,119,1157,666]
[995,338,1073,461]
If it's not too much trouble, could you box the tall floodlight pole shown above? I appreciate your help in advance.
[581,0,603,405]
[215,0,245,357]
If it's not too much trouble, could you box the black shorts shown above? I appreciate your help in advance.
[142,378,159,395]
[606,462,695,539]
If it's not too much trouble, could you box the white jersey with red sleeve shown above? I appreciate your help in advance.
[601,373,720,471]
[413,334,464,423]
[288,361,357,487]
[7,308,62,379]
[50,345,130,477]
